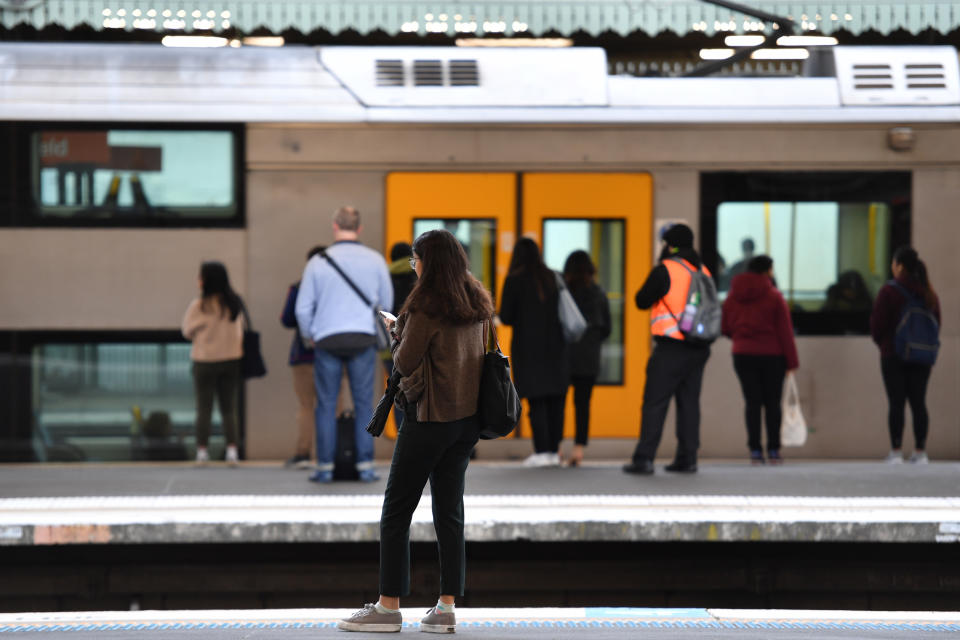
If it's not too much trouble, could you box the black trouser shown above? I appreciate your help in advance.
[379,414,479,597]
[569,375,596,446]
[631,340,710,465]
[880,357,932,450]
[732,354,787,453]
[528,394,565,453]
[192,359,241,447]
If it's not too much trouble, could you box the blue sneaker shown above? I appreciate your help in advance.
[308,470,333,483]
[358,469,380,483]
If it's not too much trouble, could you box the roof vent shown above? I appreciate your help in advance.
[905,63,947,89]
[375,59,404,87]
[413,60,444,86]
[834,46,959,106]
[449,60,479,86]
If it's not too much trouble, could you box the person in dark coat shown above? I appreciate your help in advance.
[721,255,799,465]
[499,238,568,467]
[870,246,940,465]
[280,245,325,469]
[562,250,611,467]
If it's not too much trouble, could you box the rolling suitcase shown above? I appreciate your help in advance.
[333,410,359,481]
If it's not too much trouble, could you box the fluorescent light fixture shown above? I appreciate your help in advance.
[161,35,228,48]
[242,36,285,47]
[777,35,839,46]
[751,48,810,60]
[455,38,573,47]
[724,35,764,47]
[699,48,734,60]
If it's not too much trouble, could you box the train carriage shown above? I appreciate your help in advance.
[0,42,957,462]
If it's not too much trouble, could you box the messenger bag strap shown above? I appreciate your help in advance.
[239,297,254,331]
[320,248,374,308]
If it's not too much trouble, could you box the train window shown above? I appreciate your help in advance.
[412,218,497,300]
[0,332,238,463]
[542,219,625,385]
[701,172,911,335]
[0,124,243,227]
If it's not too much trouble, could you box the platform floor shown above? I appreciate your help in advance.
[2,459,959,499]
[1,608,959,638]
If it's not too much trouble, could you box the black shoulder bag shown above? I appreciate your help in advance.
[239,300,267,379]
[320,250,391,351]
[478,319,522,440]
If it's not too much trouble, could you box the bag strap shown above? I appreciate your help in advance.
[486,317,502,353]
[889,280,921,305]
[662,258,699,323]
[239,297,254,331]
[321,248,375,309]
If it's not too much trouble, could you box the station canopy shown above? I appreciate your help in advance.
[1,1,958,38]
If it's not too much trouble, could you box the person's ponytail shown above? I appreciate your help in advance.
[916,260,937,309]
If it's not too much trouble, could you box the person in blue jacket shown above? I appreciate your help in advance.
[280,245,325,468]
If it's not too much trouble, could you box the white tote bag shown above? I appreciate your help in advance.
[781,373,808,447]
[555,272,587,343]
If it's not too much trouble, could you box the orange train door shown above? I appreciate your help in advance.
[521,173,653,438]
[385,172,518,437]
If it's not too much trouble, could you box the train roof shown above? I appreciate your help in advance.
[1,43,958,124]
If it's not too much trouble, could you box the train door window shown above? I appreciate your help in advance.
[412,219,497,299]
[542,218,625,384]
[701,172,911,335]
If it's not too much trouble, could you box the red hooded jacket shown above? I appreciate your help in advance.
[721,272,799,370]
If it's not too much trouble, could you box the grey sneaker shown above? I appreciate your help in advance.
[420,607,456,634]
[337,603,401,633]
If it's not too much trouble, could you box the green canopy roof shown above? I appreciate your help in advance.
[1,1,958,37]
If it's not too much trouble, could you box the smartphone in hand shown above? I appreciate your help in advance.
[378,310,397,323]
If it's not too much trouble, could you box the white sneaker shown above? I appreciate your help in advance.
[226,445,239,467]
[195,447,210,466]
[522,453,543,467]
[884,449,903,464]
[909,451,929,464]
[546,453,562,467]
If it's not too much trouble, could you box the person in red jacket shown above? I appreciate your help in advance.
[721,255,799,465]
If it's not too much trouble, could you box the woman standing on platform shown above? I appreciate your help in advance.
[871,247,940,464]
[721,255,799,465]
[181,261,244,466]
[499,237,569,467]
[562,250,611,467]
[338,229,492,634]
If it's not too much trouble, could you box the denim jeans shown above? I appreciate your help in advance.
[313,346,376,472]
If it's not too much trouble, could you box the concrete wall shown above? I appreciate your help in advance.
[4,122,958,460]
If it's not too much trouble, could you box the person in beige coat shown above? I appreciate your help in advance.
[181,261,244,466]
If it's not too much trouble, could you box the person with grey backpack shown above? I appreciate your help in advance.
[623,224,716,476]
[871,247,940,464]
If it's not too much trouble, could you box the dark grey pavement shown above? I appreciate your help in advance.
[1,460,959,499]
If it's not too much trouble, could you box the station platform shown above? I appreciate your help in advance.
[1,607,959,638]
[1,460,959,546]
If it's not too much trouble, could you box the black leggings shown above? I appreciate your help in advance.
[569,376,596,446]
[528,394,565,453]
[880,357,932,450]
[732,354,786,453]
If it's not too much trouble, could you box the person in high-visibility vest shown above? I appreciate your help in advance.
[623,223,711,475]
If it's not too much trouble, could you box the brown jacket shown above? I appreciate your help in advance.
[181,298,244,362]
[392,310,485,423]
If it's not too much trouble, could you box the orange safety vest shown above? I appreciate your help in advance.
[650,259,712,341]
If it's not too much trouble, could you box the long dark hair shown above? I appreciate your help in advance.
[893,246,936,308]
[401,229,493,324]
[563,250,596,291]
[199,261,242,321]
[508,237,555,301]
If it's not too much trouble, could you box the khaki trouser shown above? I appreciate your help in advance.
[292,364,316,457]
